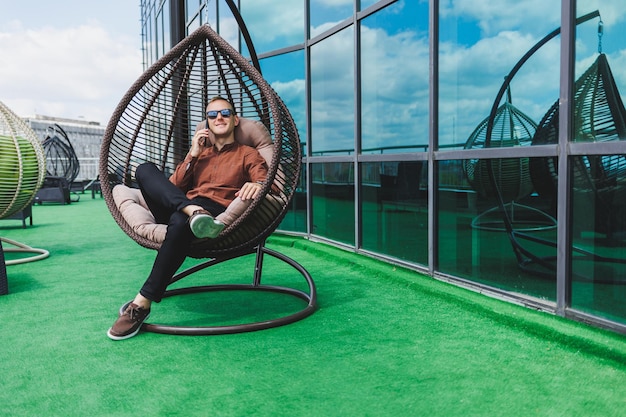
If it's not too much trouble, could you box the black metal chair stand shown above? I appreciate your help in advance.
[0,240,7,296]
[143,243,316,335]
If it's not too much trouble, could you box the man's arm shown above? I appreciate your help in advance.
[169,125,212,189]
[169,153,197,191]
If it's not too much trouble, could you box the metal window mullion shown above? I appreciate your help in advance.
[556,0,576,315]
[428,0,439,275]
[305,0,313,239]
[354,4,362,251]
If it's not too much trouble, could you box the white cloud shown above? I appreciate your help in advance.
[0,21,142,125]
[441,0,626,38]
[312,0,352,7]
[441,0,560,36]
[240,1,303,47]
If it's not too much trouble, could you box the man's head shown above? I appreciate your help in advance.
[206,96,239,138]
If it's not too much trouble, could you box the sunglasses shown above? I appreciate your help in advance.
[206,109,234,119]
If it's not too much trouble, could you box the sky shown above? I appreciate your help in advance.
[0,0,143,125]
[1,0,624,150]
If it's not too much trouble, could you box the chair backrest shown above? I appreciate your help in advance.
[99,25,301,258]
[0,101,46,219]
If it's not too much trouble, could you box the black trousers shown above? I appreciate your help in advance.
[135,162,226,302]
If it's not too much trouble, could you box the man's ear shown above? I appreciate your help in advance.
[234,115,240,127]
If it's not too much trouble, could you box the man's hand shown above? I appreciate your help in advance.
[235,182,263,201]
[190,128,210,157]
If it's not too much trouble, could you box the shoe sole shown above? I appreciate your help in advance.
[107,312,150,341]
[189,214,224,239]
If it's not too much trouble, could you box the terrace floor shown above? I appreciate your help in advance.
[2,195,626,416]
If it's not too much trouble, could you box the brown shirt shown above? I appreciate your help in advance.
[169,141,268,208]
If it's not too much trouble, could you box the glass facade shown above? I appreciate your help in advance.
[140,0,626,334]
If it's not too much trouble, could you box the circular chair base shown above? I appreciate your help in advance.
[141,247,316,335]
[1,237,49,265]
[143,284,316,335]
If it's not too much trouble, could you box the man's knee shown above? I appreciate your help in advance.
[135,162,158,182]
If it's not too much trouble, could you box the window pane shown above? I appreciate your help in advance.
[574,5,626,139]
[279,167,307,233]
[360,0,378,11]
[309,0,352,39]
[260,51,307,155]
[570,153,626,322]
[438,1,560,148]
[569,3,626,324]
[310,27,355,155]
[361,161,428,264]
[360,1,429,154]
[311,162,355,245]
[241,0,304,53]
[437,158,557,301]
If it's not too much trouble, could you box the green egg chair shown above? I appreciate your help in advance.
[0,100,48,295]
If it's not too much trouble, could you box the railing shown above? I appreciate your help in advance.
[75,158,99,181]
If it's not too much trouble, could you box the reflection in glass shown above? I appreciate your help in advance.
[311,162,355,245]
[241,0,304,53]
[260,51,307,154]
[438,1,560,148]
[187,0,201,24]
[557,3,626,325]
[310,27,355,155]
[438,159,557,300]
[361,162,427,264]
[570,152,626,322]
[279,168,307,233]
[309,0,352,38]
[360,1,428,154]
[360,0,378,11]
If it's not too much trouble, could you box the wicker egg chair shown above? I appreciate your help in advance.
[463,86,556,231]
[0,100,48,295]
[99,24,315,335]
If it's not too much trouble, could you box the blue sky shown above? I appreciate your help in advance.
[0,0,142,124]
[1,0,624,149]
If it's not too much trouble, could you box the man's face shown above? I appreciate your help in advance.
[206,99,238,136]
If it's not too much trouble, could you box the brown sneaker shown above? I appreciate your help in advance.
[107,302,150,340]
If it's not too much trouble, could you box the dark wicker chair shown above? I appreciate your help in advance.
[35,124,81,204]
[42,124,80,184]
[99,24,316,335]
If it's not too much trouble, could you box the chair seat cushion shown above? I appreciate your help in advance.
[113,185,167,243]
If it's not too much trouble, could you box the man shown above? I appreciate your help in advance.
[107,96,269,340]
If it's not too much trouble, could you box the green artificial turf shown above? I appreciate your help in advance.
[2,196,626,416]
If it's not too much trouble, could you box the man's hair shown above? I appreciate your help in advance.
[208,96,236,114]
